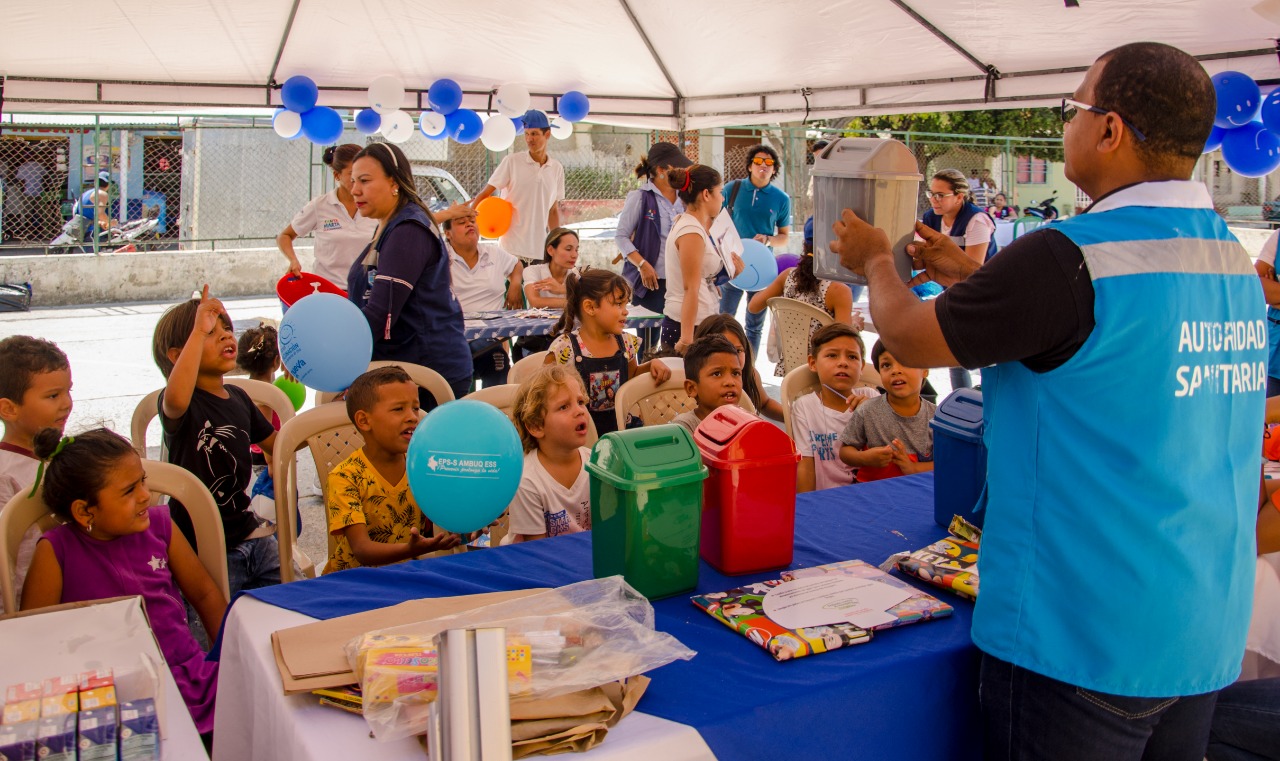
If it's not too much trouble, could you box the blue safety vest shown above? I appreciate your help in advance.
[971,181,1265,697]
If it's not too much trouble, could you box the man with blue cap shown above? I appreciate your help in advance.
[471,109,565,265]
[75,171,116,235]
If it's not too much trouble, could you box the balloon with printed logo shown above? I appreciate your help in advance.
[775,253,801,272]
[300,106,344,145]
[480,114,517,151]
[550,120,574,140]
[447,108,484,144]
[368,76,405,115]
[475,197,514,239]
[1203,125,1226,154]
[494,83,531,118]
[512,117,525,135]
[278,293,372,393]
[281,75,318,113]
[1213,71,1262,129]
[1221,121,1280,177]
[274,375,306,411]
[558,91,590,122]
[381,110,416,144]
[731,239,780,291]
[1261,89,1280,135]
[354,108,382,135]
[428,78,463,116]
[419,110,447,138]
[407,400,524,534]
[272,108,303,140]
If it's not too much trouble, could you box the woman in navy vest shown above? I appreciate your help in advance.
[615,142,691,354]
[919,169,997,390]
[346,142,475,405]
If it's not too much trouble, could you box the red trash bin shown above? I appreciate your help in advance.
[693,405,801,575]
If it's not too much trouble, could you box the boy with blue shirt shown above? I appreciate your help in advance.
[720,144,792,355]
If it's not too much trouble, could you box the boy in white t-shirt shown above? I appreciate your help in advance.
[505,365,592,542]
[790,324,877,492]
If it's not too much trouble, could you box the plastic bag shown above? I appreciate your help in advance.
[344,576,695,742]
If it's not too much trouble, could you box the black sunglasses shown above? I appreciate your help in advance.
[1061,98,1147,142]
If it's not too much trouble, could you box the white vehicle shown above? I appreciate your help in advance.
[411,165,470,212]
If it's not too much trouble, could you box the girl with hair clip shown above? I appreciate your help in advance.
[544,268,671,434]
[276,143,378,284]
[661,164,744,353]
[695,314,784,421]
[21,428,224,742]
[347,141,478,404]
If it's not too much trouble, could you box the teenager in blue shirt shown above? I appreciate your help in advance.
[719,144,791,355]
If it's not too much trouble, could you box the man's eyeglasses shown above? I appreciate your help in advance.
[1060,98,1147,142]
[923,190,957,201]
[751,156,776,167]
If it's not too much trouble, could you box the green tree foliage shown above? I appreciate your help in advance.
[841,108,1064,166]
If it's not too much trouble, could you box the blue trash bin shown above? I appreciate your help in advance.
[930,388,987,528]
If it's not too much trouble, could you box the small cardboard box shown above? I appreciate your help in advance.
[77,706,118,761]
[78,686,116,711]
[0,720,36,760]
[77,670,113,692]
[3,683,40,704]
[35,713,76,761]
[2,700,38,725]
[119,699,159,761]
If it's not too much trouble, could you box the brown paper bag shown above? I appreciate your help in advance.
[509,677,650,758]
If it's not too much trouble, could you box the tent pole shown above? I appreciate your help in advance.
[615,0,684,128]
[884,0,991,77]
[266,0,303,100]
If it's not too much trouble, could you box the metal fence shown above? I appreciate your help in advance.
[2,114,1273,257]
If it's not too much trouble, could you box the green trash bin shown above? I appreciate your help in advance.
[587,424,708,600]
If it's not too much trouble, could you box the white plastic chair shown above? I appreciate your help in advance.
[780,363,882,439]
[129,377,297,460]
[612,369,757,431]
[767,297,836,378]
[315,361,457,407]
[463,384,598,447]
[507,351,549,386]
[0,460,230,613]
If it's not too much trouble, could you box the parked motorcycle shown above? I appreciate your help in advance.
[1022,193,1060,221]
[51,216,160,253]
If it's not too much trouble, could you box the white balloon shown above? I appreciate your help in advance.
[418,110,447,137]
[494,83,531,118]
[480,115,517,151]
[550,119,574,140]
[382,110,415,144]
[273,110,302,139]
[368,75,406,115]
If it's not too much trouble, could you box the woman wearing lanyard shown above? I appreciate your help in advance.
[662,164,743,353]
[615,142,691,352]
[276,144,377,286]
[346,142,475,405]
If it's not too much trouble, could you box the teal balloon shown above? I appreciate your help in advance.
[278,293,372,393]
[731,239,780,291]
[406,400,523,534]
[273,375,306,411]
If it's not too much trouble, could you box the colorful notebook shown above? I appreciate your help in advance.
[691,559,953,662]
[890,515,981,601]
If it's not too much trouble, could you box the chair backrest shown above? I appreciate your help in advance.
[463,383,598,447]
[507,352,549,386]
[129,377,297,460]
[316,361,457,407]
[614,369,694,430]
[0,460,229,613]
[781,365,821,440]
[767,297,836,377]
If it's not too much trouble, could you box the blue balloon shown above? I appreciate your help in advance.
[1220,121,1280,178]
[731,239,780,291]
[354,108,382,135]
[559,90,590,122]
[1261,89,1280,134]
[1213,71,1261,129]
[406,400,523,534]
[281,75,319,113]
[278,293,373,393]
[428,78,463,116]
[446,108,483,144]
[1203,125,1226,154]
[300,106,345,145]
[512,117,525,135]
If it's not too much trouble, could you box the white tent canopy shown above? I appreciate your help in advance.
[2,0,1277,128]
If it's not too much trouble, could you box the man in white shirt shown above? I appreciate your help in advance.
[470,110,566,264]
[444,216,524,388]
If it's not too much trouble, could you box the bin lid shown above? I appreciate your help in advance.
[277,272,347,307]
[930,388,985,441]
[586,424,708,491]
[694,405,800,468]
[811,137,923,181]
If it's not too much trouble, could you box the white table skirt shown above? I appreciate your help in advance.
[212,595,716,761]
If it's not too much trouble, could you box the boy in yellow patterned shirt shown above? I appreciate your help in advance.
[324,366,461,574]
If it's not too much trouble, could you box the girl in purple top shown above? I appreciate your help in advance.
[21,428,225,738]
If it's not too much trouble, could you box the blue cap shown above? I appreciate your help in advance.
[98,171,112,184]
[521,109,551,130]
[804,216,814,244]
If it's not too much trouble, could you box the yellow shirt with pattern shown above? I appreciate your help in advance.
[324,448,428,574]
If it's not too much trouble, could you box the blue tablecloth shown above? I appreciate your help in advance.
[244,473,980,761]
[464,310,661,342]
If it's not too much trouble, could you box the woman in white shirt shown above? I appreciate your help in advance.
[662,165,742,353]
[276,143,378,285]
[522,228,580,309]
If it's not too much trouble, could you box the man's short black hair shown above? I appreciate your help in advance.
[683,335,739,383]
[1094,42,1214,167]
[744,144,781,176]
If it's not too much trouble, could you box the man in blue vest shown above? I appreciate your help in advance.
[830,42,1264,760]
[720,144,791,355]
